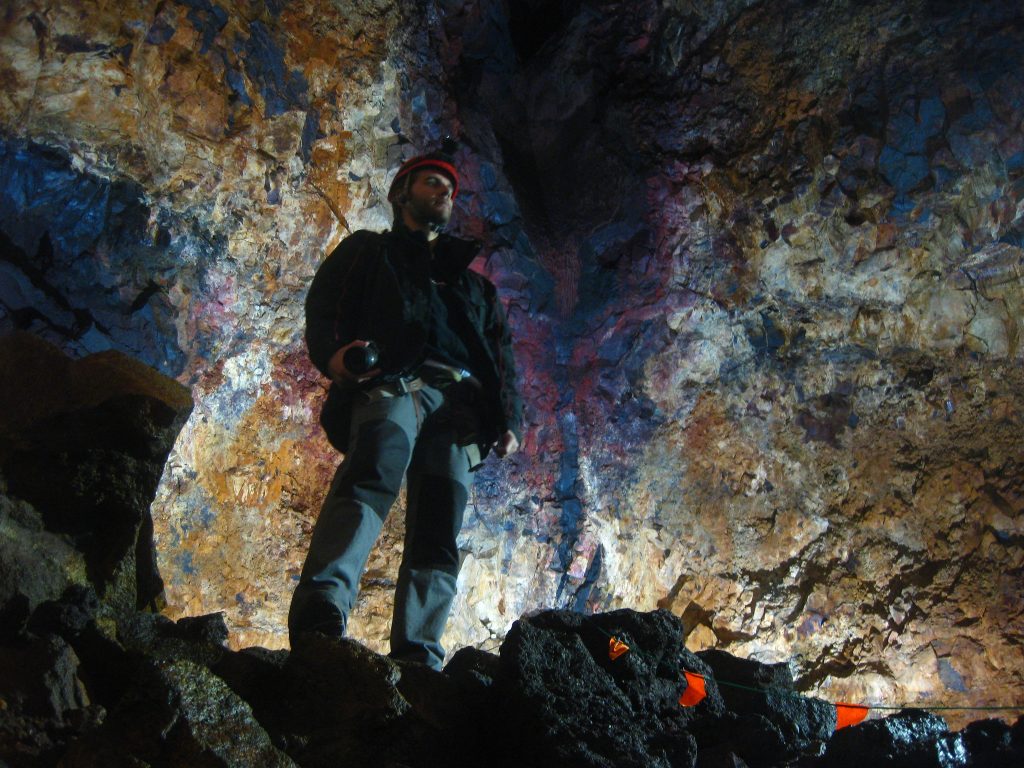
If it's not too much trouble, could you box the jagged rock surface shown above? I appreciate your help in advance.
[0,0,1021,731]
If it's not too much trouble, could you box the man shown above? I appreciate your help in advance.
[289,150,522,670]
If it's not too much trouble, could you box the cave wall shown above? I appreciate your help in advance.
[437,0,1024,725]
[1,0,1021,727]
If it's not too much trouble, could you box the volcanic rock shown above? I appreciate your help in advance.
[0,332,192,616]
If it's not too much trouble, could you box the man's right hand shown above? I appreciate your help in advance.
[328,340,381,384]
[493,430,520,458]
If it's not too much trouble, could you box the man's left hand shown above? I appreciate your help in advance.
[493,430,519,458]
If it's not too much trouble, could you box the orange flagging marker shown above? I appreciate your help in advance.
[608,637,630,661]
[679,671,707,707]
[834,703,870,730]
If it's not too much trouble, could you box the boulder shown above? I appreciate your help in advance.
[0,495,87,638]
[0,332,192,617]
[60,658,295,768]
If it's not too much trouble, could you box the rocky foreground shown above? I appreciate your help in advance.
[5,600,1024,768]
[2,335,1022,767]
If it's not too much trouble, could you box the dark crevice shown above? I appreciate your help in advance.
[0,230,109,340]
[128,281,164,314]
[507,0,585,63]
[494,134,555,242]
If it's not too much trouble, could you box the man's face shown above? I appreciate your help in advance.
[401,169,454,231]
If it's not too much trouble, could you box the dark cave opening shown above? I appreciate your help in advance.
[506,0,586,63]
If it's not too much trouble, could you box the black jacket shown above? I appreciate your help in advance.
[305,225,522,455]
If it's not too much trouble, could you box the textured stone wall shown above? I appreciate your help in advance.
[1,0,1021,729]
[436,0,1024,726]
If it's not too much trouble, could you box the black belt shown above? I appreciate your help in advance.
[361,360,481,402]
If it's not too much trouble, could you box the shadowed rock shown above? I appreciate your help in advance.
[0,496,87,638]
[820,708,964,768]
[0,332,192,616]
[60,658,296,768]
[698,649,836,764]
[495,609,718,767]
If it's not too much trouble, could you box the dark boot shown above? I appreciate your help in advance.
[288,593,346,646]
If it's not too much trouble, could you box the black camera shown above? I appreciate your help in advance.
[343,342,379,376]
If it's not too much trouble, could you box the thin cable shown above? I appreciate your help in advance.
[562,622,1024,715]
[714,679,1024,713]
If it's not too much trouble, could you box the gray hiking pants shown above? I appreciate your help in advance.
[289,381,480,670]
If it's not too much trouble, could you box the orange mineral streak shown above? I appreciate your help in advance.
[308,132,353,243]
[608,637,630,661]
[281,0,395,67]
[834,703,870,730]
[679,672,708,707]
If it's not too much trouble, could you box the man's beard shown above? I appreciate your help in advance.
[406,197,451,232]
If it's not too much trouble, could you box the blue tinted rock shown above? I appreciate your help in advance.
[243,21,309,118]
[879,146,930,194]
